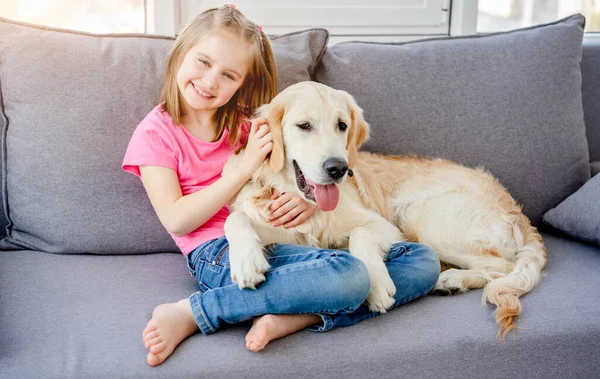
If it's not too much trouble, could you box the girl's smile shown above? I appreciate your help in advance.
[192,82,215,99]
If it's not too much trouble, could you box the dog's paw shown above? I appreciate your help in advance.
[365,271,396,313]
[366,289,396,313]
[432,269,467,296]
[230,245,270,290]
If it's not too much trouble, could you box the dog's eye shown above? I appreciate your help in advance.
[338,122,348,132]
[297,122,311,130]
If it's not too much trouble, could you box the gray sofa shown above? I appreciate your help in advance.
[1,14,600,379]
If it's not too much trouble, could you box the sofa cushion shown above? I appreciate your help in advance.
[543,172,600,246]
[1,233,599,378]
[0,17,328,254]
[582,38,600,175]
[315,14,590,226]
[592,161,600,176]
[0,87,7,238]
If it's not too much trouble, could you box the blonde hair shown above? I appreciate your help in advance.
[160,5,277,146]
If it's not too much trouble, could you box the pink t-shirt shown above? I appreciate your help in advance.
[122,104,248,255]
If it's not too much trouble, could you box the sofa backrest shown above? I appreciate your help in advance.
[0,15,598,244]
[0,17,328,253]
[315,14,589,226]
[581,38,600,176]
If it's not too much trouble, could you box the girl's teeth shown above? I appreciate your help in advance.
[193,84,212,97]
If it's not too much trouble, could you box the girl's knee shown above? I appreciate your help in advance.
[391,243,441,281]
[327,253,371,308]
[413,245,441,288]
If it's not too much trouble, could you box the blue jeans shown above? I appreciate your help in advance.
[186,236,440,335]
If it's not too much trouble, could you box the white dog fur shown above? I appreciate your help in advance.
[223,81,547,339]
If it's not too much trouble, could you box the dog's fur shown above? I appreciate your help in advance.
[223,81,546,339]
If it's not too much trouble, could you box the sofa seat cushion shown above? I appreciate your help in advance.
[1,232,599,379]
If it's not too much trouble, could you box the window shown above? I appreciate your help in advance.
[183,0,450,42]
[0,0,145,33]
[2,1,598,38]
[478,0,600,33]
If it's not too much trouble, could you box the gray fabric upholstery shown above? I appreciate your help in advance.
[0,85,7,238]
[591,161,600,176]
[582,38,600,168]
[314,15,590,226]
[543,172,600,246]
[270,30,329,92]
[2,13,599,379]
[0,17,328,254]
[1,233,599,378]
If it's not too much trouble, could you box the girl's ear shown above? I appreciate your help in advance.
[259,100,285,172]
[344,93,370,168]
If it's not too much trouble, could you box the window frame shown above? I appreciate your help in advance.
[148,0,478,40]
[147,0,596,41]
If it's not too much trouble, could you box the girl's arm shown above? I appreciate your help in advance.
[139,118,273,237]
[139,165,250,236]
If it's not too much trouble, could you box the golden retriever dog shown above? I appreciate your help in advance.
[223,81,547,339]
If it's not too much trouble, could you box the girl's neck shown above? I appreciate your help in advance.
[182,110,218,142]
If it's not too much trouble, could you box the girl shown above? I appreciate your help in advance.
[123,5,441,367]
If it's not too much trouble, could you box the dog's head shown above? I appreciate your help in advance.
[257,81,369,211]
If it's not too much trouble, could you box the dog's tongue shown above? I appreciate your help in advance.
[308,180,339,211]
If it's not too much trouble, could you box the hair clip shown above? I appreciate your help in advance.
[228,4,236,8]
[258,26,263,33]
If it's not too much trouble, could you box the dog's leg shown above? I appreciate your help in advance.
[224,211,271,289]
[432,256,514,295]
[433,268,493,295]
[349,220,403,313]
[225,211,304,289]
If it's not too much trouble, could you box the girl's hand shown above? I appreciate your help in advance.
[267,191,317,228]
[238,117,273,180]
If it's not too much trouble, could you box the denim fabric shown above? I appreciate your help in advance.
[186,237,440,335]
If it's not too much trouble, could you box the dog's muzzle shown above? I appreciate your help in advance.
[323,158,348,180]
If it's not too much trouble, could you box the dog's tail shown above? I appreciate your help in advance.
[482,217,546,340]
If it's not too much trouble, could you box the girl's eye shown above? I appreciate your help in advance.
[198,59,209,66]
[223,73,235,80]
[297,122,311,130]
[338,121,348,132]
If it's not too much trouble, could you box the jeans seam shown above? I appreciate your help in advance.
[187,246,206,276]
[186,255,196,277]
[193,249,204,269]
[267,257,334,276]
[211,245,228,266]
[309,314,333,332]
[267,252,327,261]
[266,250,343,264]
[189,293,216,335]
[197,281,211,292]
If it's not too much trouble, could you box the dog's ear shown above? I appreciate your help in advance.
[258,99,285,172]
[344,93,370,168]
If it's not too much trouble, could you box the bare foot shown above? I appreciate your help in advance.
[245,314,321,352]
[143,299,198,366]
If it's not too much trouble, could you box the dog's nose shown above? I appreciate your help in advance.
[323,158,348,180]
